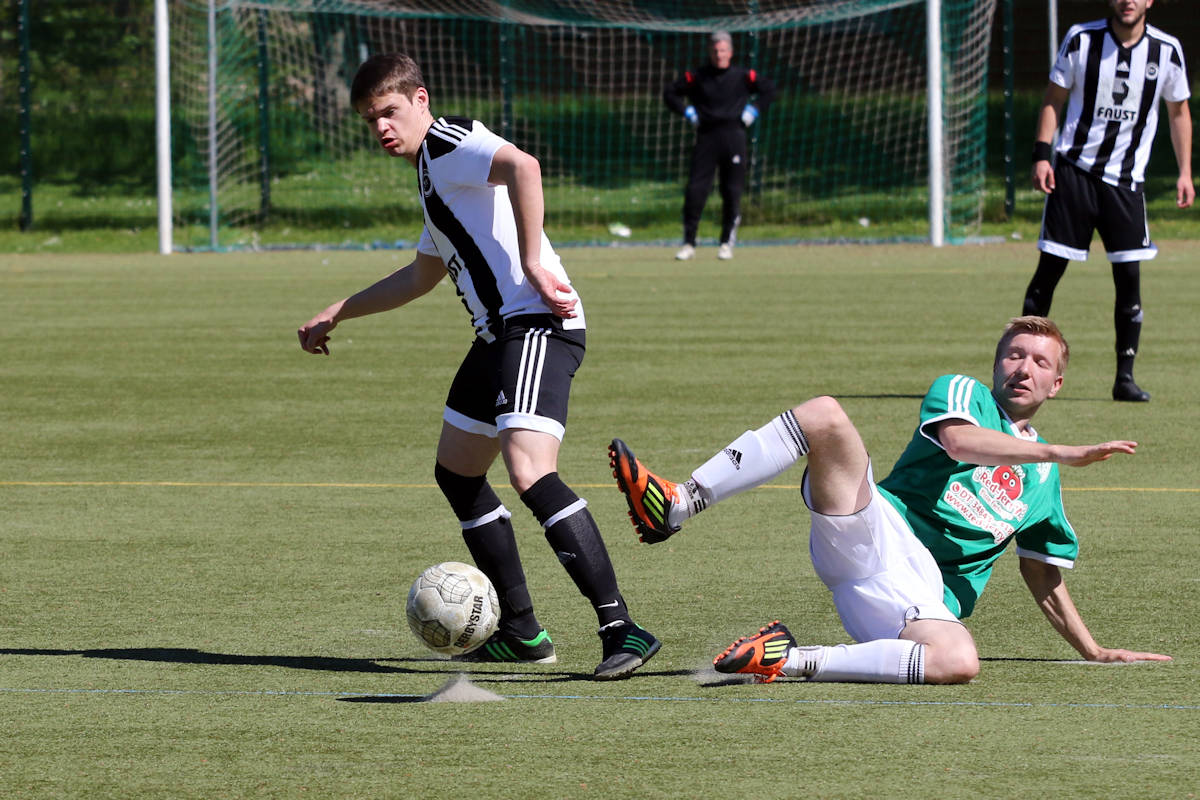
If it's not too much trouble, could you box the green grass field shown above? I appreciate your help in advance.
[2,243,1198,798]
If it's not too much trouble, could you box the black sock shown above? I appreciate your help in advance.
[435,463,540,639]
[520,472,631,629]
[1023,252,1069,316]
[460,518,541,639]
[1112,261,1142,382]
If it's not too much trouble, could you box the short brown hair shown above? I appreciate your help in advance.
[351,53,425,108]
[994,315,1070,373]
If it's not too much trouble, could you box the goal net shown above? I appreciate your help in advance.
[166,0,996,251]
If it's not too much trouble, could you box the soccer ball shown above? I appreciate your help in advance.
[405,562,499,656]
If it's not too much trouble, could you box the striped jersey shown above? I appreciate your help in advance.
[415,116,584,342]
[877,374,1077,619]
[1050,19,1189,191]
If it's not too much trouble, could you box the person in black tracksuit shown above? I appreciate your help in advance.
[664,31,777,260]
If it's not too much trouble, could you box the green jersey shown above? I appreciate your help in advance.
[877,374,1077,619]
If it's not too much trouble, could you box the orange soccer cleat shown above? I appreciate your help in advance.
[713,621,797,683]
[608,438,681,544]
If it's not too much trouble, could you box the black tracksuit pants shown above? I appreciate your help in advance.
[682,122,746,246]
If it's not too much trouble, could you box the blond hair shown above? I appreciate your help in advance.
[995,316,1070,373]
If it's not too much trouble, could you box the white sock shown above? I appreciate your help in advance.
[690,410,809,507]
[784,640,925,684]
[666,479,703,530]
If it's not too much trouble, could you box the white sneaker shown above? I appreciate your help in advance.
[717,242,734,260]
[675,244,695,261]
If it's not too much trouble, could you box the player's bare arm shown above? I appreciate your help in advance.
[1031,83,1069,194]
[488,145,577,319]
[297,252,446,354]
[936,420,1136,467]
[1166,98,1194,208]
[1019,557,1171,662]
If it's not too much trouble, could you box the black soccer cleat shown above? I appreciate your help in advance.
[593,622,661,680]
[1112,378,1150,402]
[452,628,557,664]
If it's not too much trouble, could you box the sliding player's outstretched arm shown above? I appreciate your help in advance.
[938,420,1136,467]
[1019,557,1171,662]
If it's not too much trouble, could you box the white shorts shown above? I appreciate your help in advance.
[803,464,959,643]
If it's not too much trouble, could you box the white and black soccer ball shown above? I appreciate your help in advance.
[405,561,499,656]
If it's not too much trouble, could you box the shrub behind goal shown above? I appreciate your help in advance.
[165,0,995,251]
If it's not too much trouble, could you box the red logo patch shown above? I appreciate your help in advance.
[989,466,1022,500]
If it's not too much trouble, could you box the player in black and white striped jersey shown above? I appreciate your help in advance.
[1024,0,1193,402]
[298,53,659,680]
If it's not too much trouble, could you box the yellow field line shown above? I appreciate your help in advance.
[0,480,430,489]
[1,480,1197,493]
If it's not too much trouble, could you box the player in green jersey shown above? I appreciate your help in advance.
[610,316,1170,684]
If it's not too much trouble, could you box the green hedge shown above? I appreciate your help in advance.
[4,90,1187,195]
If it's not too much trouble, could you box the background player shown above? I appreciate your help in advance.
[1024,0,1192,402]
[664,30,777,262]
[298,53,659,680]
[610,317,1170,684]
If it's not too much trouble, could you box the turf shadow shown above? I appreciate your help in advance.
[0,647,446,675]
[338,694,426,703]
[448,667,695,684]
[338,666,697,703]
[0,647,692,682]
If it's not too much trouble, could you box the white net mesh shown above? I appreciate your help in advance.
[169,0,996,250]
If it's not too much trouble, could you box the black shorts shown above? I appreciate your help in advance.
[1038,160,1156,263]
[444,315,585,441]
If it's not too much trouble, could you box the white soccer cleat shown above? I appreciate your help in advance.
[675,244,695,261]
[717,242,733,260]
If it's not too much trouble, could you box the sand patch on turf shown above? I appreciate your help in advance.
[424,674,505,702]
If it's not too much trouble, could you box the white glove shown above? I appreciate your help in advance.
[741,104,759,127]
[684,105,699,127]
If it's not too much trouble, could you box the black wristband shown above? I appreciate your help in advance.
[1032,141,1053,163]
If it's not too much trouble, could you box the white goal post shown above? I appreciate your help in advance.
[155,0,172,254]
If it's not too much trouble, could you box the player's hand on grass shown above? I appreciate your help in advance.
[1088,646,1172,663]
[1032,160,1055,194]
[525,262,578,319]
[1052,440,1137,467]
[298,312,337,355]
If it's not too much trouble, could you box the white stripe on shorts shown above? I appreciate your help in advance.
[514,328,549,416]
